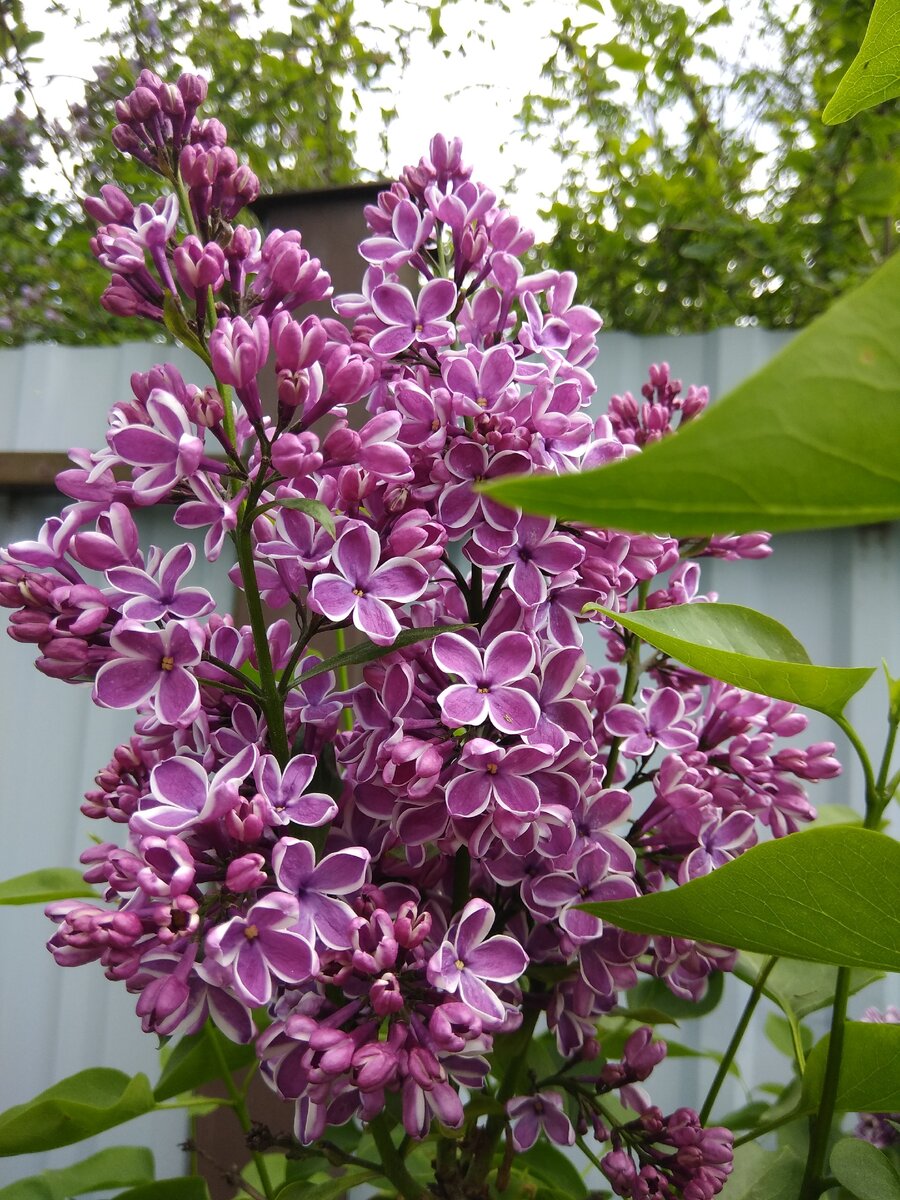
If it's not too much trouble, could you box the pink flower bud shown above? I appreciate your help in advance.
[225,853,267,892]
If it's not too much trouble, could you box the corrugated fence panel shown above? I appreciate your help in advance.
[0,330,896,1181]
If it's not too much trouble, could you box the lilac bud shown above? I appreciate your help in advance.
[352,1041,398,1091]
[270,432,322,480]
[129,86,160,123]
[160,83,186,120]
[84,184,134,225]
[225,853,267,892]
[370,972,404,1016]
[189,386,225,428]
[177,72,208,109]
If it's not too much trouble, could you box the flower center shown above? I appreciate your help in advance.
[415,323,424,333]
[477,686,490,694]
[455,958,465,971]
[244,924,259,940]
[486,762,498,775]
[477,395,487,408]
[160,655,175,671]
[352,587,365,597]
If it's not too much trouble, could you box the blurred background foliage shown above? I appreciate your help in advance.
[0,0,896,344]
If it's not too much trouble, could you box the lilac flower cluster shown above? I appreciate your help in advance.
[0,73,842,1197]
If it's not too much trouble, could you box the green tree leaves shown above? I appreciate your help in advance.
[580,826,900,971]
[0,1147,154,1200]
[830,1136,900,1199]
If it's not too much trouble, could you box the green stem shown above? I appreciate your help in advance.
[732,1108,803,1148]
[799,966,851,1200]
[452,846,471,912]
[700,956,776,1124]
[369,1115,426,1200]
[207,1026,276,1200]
[875,711,899,805]
[334,626,354,732]
[834,714,879,821]
[234,519,290,765]
[605,579,650,784]
[465,996,543,1188]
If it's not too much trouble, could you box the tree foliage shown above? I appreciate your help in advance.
[525,0,900,332]
[0,0,432,345]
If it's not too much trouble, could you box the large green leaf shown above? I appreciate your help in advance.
[511,1141,588,1200]
[0,868,96,905]
[0,1070,156,1155]
[721,1145,805,1199]
[580,826,900,971]
[735,952,883,1020]
[586,602,873,718]
[481,250,900,535]
[823,0,900,123]
[830,1136,900,1199]
[153,1023,257,1102]
[0,1147,155,1200]
[801,1021,900,1113]
[113,1181,210,1200]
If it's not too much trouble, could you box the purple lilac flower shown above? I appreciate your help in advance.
[433,630,539,734]
[427,898,527,1024]
[201,892,318,1007]
[93,619,204,726]
[308,520,428,645]
[507,1092,575,1152]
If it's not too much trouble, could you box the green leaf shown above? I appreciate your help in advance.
[585,602,873,718]
[153,1023,257,1102]
[831,1136,900,1199]
[626,970,725,1019]
[801,1021,900,1113]
[0,868,97,905]
[579,826,900,971]
[287,624,469,686]
[765,1012,812,1059]
[0,1147,155,1200]
[512,1141,588,1200]
[823,0,900,123]
[721,1144,805,1198]
[113,1181,210,1200]
[735,952,883,1020]
[598,39,649,71]
[252,497,336,538]
[0,1070,156,1155]
[161,292,210,365]
[481,251,900,535]
[276,1167,379,1200]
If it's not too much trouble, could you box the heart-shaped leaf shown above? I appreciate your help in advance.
[481,249,900,535]
[830,1136,900,1199]
[823,0,900,123]
[580,827,900,971]
[801,1021,900,1114]
[0,868,96,905]
[0,1070,156,1155]
[0,1147,155,1200]
[586,602,873,718]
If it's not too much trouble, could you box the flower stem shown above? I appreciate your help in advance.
[699,956,776,1123]
[799,966,851,1200]
[369,1114,426,1200]
[233,518,290,765]
[605,579,649,784]
[334,626,354,732]
[464,994,543,1188]
[207,1025,276,1200]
